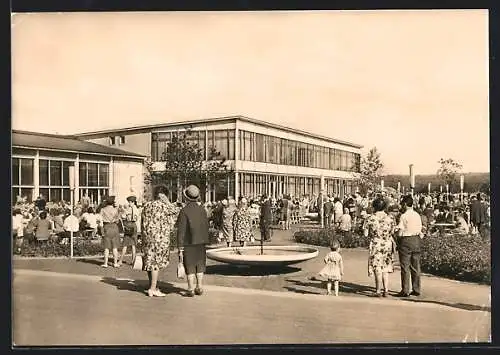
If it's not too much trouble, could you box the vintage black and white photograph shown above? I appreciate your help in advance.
[11,10,490,345]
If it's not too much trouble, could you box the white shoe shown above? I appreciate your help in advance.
[101,264,108,268]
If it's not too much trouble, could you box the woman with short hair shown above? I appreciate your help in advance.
[118,196,139,266]
[100,196,121,268]
[233,198,253,247]
[363,197,397,297]
[141,185,178,297]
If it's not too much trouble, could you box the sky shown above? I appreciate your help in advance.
[11,10,489,174]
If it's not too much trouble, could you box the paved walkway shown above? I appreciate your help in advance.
[12,224,491,345]
[13,269,490,345]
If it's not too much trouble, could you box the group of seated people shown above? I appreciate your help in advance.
[12,205,105,254]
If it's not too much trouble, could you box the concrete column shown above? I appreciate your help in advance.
[33,150,40,198]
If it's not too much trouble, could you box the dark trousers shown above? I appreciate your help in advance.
[398,236,421,294]
[260,223,272,241]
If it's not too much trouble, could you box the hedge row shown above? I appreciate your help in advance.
[293,228,490,285]
[420,232,490,285]
[294,227,370,249]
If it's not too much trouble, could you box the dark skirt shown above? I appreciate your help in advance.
[183,244,207,274]
[102,223,120,250]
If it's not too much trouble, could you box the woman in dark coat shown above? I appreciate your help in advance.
[177,185,210,297]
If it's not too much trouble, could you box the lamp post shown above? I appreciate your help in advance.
[460,175,464,202]
[69,166,75,259]
[409,164,415,197]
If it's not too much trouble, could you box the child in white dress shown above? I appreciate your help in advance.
[318,240,344,296]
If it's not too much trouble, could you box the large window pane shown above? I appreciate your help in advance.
[62,188,71,203]
[62,162,71,186]
[334,149,341,170]
[254,134,262,162]
[228,130,235,160]
[342,151,349,171]
[88,163,98,186]
[98,164,109,187]
[20,159,34,185]
[79,163,87,186]
[12,158,19,185]
[207,131,215,157]
[39,188,49,201]
[214,130,228,159]
[198,131,206,159]
[50,160,62,186]
[39,160,49,186]
[244,131,251,161]
[151,134,159,160]
[50,188,62,202]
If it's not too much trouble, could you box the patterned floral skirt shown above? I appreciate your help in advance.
[368,239,394,275]
[142,234,170,271]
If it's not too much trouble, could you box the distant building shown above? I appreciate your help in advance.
[12,130,146,206]
[75,115,362,202]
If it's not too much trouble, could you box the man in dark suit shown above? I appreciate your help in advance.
[323,197,334,228]
[177,185,210,297]
[260,195,273,242]
[470,193,486,235]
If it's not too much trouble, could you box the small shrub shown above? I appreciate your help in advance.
[421,232,490,285]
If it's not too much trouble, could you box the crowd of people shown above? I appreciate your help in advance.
[12,186,491,298]
[315,189,490,297]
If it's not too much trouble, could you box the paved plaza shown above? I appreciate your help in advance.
[12,228,491,345]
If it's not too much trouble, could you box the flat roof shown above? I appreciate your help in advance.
[12,130,146,159]
[74,115,363,149]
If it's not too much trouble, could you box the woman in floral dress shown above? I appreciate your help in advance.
[363,197,397,297]
[233,198,253,247]
[222,199,237,247]
[141,185,179,297]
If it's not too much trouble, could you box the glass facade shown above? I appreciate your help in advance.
[238,172,354,200]
[12,157,34,203]
[149,125,360,202]
[151,130,233,161]
[239,130,360,172]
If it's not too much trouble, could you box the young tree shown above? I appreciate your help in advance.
[144,129,232,202]
[436,158,463,190]
[355,147,384,195]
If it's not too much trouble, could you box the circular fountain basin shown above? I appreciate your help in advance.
[206,245,319,266]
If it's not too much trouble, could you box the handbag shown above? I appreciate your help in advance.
[123,221,135,235]
[132,254,143,270]
[122,208,136,235]
[177,253,186,279]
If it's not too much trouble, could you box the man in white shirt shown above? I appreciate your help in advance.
[396,195,423,297]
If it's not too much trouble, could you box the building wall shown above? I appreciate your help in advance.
[151,121,236,133]
[112,160,145,205]
[86,132,152,158]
